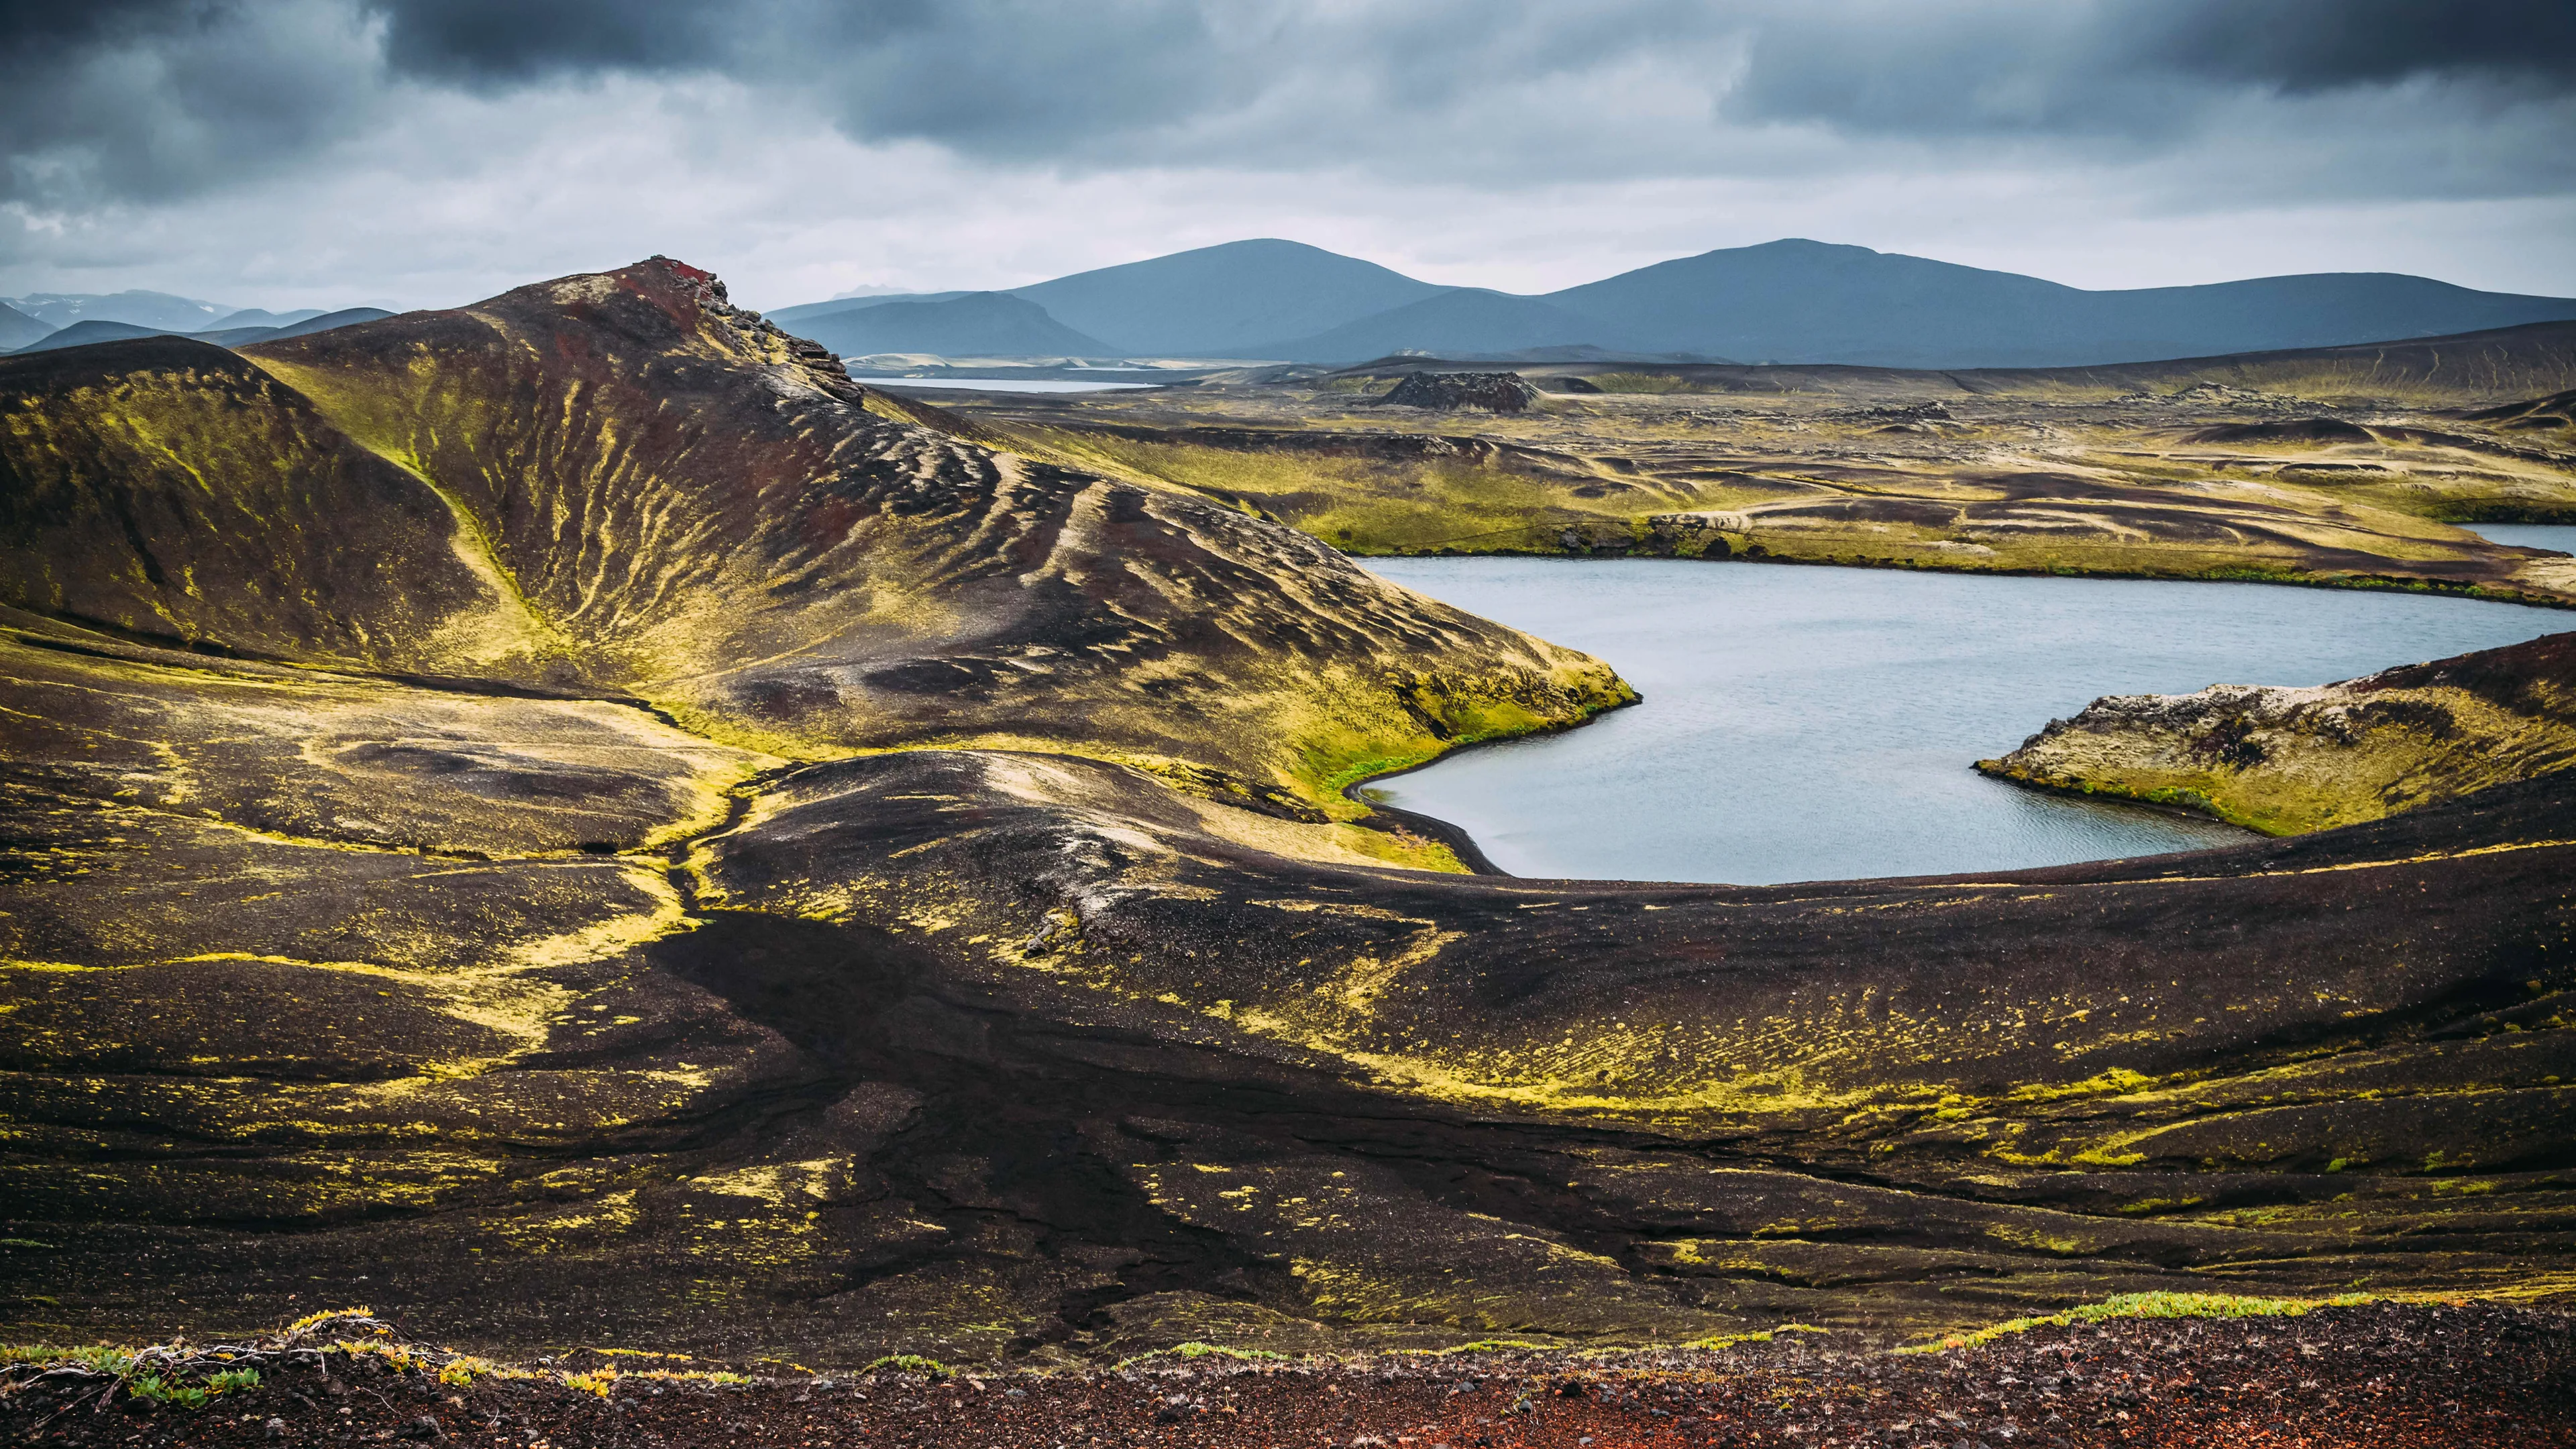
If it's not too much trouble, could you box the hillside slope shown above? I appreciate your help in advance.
[1256,288,1656,363]
[0,303,48,351]
[793,290,1112,358]
[0,337,545,672]
[240,260,1623,803]
[1541,239,2576,368]
[1010,238,1448,356]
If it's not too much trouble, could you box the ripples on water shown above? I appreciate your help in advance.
[1362,559,2569,885]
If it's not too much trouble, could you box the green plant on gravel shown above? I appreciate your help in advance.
[2,1344,134,1373]
[1898,1291,2374,1354]
[1114,1341,1290,1370]
[1395,1339,1557,1357]
[1682,1325,1829,1351]
[3,1342,265,1407]
[859,1353,952,1379]
[123,1366,260,1406]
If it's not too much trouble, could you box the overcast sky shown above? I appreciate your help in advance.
[3,0,2571,312]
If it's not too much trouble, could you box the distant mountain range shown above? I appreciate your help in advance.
[789,292,1112,358]
[6,288,236,333]
[768,237,2576,368]
[0,303,48,352]
[4,307,396,355]
[207,307,329,331]
[0,291,383,354]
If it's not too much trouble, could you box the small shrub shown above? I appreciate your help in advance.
[128,1373,209,1407]
[1682,1325,1829,1351]
[859,1353,951,1379]
[1114,1341,1289,1369]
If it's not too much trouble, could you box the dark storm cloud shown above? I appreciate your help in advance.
[2149,0,2576,89]
[0,0,380,207]
[1725,0,2576,137]
[371,0,743,83]
[362,0,2576,148]
[2,0,2570,211]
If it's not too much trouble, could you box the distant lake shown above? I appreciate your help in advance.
[1361,558,2569,885]
[861,378,1161,393]
[2468,523,2576,553]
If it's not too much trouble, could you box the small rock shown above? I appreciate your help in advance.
[266,1416,288,1440]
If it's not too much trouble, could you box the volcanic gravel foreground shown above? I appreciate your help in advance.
[7,1303,2571,1449]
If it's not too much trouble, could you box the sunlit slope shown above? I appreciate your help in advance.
[906,323,2576,603]
[0,338,557,674]
[240,258,1627,800]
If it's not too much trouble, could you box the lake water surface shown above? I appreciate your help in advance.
[2469,523,2576,553]
[1362,559,2569,885]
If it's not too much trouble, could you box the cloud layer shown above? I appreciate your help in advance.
[3,1,2569,309]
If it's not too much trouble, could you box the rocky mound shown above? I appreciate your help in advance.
[1381,370,1542,412]
[1977,631,2576,834]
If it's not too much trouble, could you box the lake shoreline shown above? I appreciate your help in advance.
[1343,690,1650,877]
[1360,556,2559,884]
[1347,539,2576,612]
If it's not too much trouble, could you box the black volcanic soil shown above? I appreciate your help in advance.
[8,1303,2569,1449]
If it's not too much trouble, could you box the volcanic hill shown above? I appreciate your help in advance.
[3,258,2573,1372]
